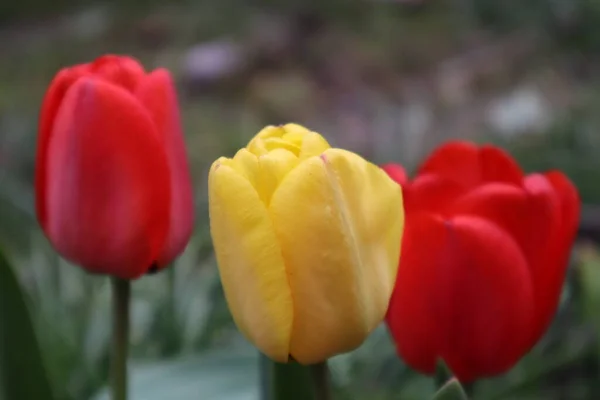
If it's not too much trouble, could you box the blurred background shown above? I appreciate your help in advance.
[2,0,600,399]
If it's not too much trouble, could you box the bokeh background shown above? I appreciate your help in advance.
[2,0,600,399]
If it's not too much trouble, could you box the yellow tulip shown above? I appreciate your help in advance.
[208,123,404,364]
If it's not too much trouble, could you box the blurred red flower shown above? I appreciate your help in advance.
[383,141,580,382]
[35,55,194,279]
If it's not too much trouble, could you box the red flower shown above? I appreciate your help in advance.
[35,55,194,279]
[383,141,580,382]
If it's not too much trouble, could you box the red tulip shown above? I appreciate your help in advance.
[383,141,579,382]
[35,55,194,280]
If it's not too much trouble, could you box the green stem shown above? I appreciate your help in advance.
[160,267,178,356]
[310,362,331,400]
[260,355,331,400]
[111,278,130,400]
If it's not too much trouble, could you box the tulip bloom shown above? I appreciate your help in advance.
[35,55,194,280]
[208,123,404,364]
[384,141,579,382]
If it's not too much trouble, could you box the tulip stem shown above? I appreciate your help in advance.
[263,355,318,400]
[111,278,130,400]
[310,361,331,400]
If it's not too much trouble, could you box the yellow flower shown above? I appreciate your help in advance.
[208,123,404,364]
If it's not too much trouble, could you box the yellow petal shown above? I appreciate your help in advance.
[247,125,282,155]
[279,123,330,159]
[255,125,284,140]
[208,160,293,362]
[281,123,313,136]
[263,137,301,155]
[256,149,299,205]
[268,149,404,364]
[299,132,330,159]
[246,123,330,160]
[231,149,259,187]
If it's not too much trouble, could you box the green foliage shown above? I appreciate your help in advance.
[0,175,35,255]
[432,379,468,400]
[500,95,600,204]
[577,245,600,360]
[471,0,551,31]
[0,248,55,400]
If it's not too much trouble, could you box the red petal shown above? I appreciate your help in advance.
[387,213,535,381]
[36,66,89,229]
[404,174,465,215]
[546,172,580,227]
[436,216,534,382]
[43,77,170,279]
[450,180,557,273]
[450,175,573,358]
[89,55,145,92]
[135,69,194,267]
[521,173,561,280]
[417,141,523,189]
[386,212,445,376]
[417,141,480,188]
[479,145,524,185]
[528,172,580,343]
[381,163,408,187]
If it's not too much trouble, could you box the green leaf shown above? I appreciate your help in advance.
[577,245,600,358]
[0,248,55,400]
[434,359,453,389]
[432,378,468,400]
[93,347,259,400]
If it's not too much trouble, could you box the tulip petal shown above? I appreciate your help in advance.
[90,55,145,92]
[390,209,535,382]
[231,148,259,187]
[529,172,580,342]
[37,57,147,229]
[405,174,465,215]
[36,66,89,228]
[135,69,194,267]
[386,212,446,376]
[226,148,300,205]
[545,171,580,235]
[436,216,534,382]
[522,174,561,289]
[450,179,561,357]
[246,126,281,156]
[208,160,293,362]
[255,149,299,205]
[381,163,408,187]
[417,141,523,188]
[44,77,170,279]
[417,141,480,187]
[287,126,330,159]
[269,149,403,364]
[246,124,330,158]
[450,181,557,270]
[478,144,524,185]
